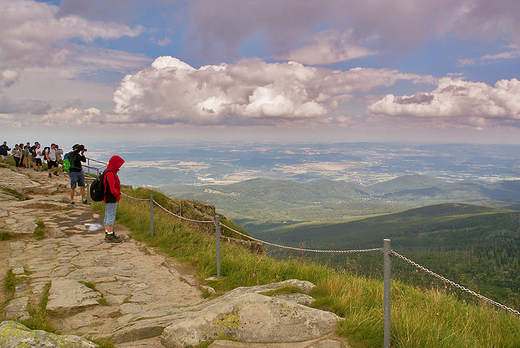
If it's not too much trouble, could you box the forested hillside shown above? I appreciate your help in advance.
[257,203,520,310]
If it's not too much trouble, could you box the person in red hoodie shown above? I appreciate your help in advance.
[103,155,125,243]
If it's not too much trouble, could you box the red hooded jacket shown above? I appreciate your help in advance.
[103,155,125,203]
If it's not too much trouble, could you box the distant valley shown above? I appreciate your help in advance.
[161,175,520,229]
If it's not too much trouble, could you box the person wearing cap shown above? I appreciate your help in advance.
[69,144,88,205]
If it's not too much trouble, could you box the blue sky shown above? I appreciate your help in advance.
[1,0,520,145]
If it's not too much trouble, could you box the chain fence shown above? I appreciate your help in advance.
[218,222,382,254]
[391,250,520,316]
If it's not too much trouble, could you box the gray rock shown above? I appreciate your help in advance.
[5,297,30,321]
[207,337,346,348]
[5,220,37,234]
[46,278,102,311]
[161,291,339,348]
[0,321,99,348]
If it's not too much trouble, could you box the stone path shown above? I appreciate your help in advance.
[0,166,204,347]
[0,166,349,348]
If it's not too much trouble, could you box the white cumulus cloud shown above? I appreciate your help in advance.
[367,77,520,127]
[112,56,429,125]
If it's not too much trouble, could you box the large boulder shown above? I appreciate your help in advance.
[160,280,339,348]
[0,321,98,348]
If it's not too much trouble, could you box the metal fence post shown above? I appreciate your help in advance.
[383,239,391,348]
[86,180,90,204]
[150,195,154,238]
[215,216,221,278]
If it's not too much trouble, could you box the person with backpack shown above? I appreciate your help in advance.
[103,155,125,243]
[30,142,38,170]
[68,144,88,205]
[0,141,11,164]
[23,142,31,168]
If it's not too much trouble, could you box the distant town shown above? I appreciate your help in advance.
[86,142,520,188]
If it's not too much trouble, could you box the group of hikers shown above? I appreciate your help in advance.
[0,141,125,244]
[0,141,63,178]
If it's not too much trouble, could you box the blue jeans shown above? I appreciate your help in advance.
[104,202,118,226]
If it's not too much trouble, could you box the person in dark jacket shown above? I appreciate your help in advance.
[103,155,125,243]
[69,144,88,204]
[0,141,11,164]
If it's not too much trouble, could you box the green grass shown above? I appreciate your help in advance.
[1,187,24,200]
[33,219,46,239]
[21,282,57,333]
[0,231,11,241]
[101,188,520,348]
[4,269,18,294]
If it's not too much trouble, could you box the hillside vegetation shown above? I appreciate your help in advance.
[161,175,520,228]
[105,187,520,348]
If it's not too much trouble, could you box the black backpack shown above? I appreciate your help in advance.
[90,170,113,202]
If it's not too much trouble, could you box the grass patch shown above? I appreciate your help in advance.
[259,285,303,296]
[79,281,106,306]
[21,282,57,333]
[33,220,46,239]
[4,269,18,294]
[0,231,11,241]
[89,338,115,348]
[94,188,520,348]
[1,187,24,200]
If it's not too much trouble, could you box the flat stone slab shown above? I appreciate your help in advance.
[46,278,102,311]
[5,297,30,321]
[208,337,347,348]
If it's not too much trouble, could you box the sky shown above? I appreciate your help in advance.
[1,0,520,146]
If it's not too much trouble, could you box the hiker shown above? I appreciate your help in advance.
[68,144,88,205]
[23,142,31,168]
[103,155,125,243]
[46,143,59,178]
[34,143,44,171]
[55,144,63,168]
[19,143,25,168]
[11,144,21,168]
[30,142,39,170]
[0,141,10,164]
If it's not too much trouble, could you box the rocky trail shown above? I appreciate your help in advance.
[0,165,347,348]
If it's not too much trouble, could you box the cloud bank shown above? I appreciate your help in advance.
[368,78,520,128]
[187,0,520,63]
[112,56,427,125]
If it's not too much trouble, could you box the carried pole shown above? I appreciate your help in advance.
[150,195,154,237]
[215,216,221,278]
[383,239,391,348]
